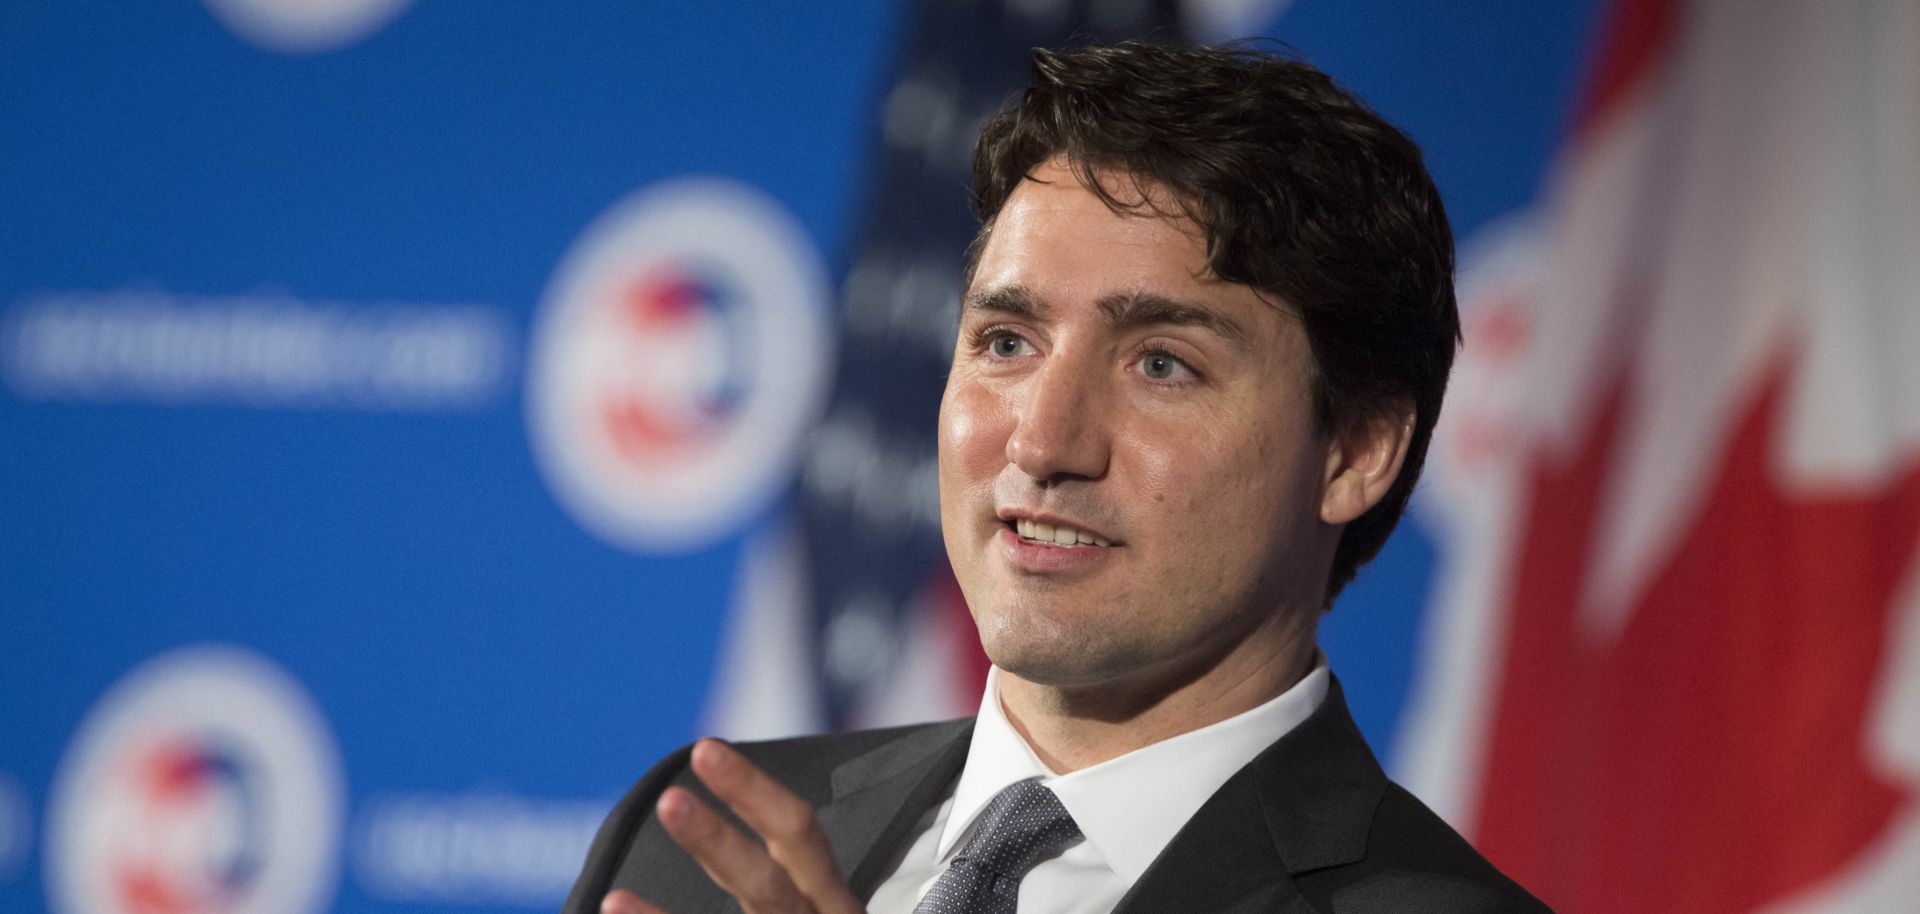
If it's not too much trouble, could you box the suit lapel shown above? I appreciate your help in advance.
[1257,677,1387,875]
[1113,676,1387,914]
[782,676,1382,914]
[1111,769,1317,914]
[815,718,974,902]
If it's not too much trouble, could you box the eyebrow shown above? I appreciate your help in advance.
[963,285,1251,349]
[962,285,1045,320]
[1097,290,1251,349]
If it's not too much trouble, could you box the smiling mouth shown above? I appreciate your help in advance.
[1012,517,1113,548]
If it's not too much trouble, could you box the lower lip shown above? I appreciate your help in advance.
[996,526,1117,574]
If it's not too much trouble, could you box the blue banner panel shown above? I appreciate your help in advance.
[2,1,1596,912]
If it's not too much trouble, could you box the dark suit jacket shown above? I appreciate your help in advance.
[563,679,1553,913]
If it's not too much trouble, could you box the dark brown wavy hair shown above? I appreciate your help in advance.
[967,40,1459,605]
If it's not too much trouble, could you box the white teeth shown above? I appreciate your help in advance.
[1012,517,1110,547]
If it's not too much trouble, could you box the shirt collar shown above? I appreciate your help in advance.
[937,657,1330,885]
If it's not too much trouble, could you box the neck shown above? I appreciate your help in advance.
[995,609,1319,773]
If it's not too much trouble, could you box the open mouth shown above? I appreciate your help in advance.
[1011,517,1112,548]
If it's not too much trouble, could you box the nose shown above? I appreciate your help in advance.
[1005,353,1110,482]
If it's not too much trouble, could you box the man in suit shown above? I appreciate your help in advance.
[567,41,1552,914]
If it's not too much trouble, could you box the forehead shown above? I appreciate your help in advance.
[972,160,1208,291]
[968,160,1291,337]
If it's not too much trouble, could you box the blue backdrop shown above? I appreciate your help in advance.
[2,2,1596,911]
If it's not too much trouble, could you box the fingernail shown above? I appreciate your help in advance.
[694,738,731,772]
[657,789,689,826]
[602,889,641,914]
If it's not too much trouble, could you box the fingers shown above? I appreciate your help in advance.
[657,784,808,914]
[601,889,668,914]
[640,739,863,914]
[687,740,861,913]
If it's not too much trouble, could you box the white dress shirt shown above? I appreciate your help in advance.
[866,658,1330,913]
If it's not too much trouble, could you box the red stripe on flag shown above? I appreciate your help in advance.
[1570,0,1684,138]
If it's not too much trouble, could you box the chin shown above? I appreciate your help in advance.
[977,609,1148,688]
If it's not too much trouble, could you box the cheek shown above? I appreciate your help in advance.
[1124,404,1322,538]
[1121,407,1264,512]
[1121,434,1185,510]
[938,379,1009,482]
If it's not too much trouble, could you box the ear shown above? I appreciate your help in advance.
[1319,403,1415,526]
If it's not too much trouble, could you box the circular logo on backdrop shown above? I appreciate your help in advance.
[526,178,833,553]
[45,645,346,914]
[203,0,413,54]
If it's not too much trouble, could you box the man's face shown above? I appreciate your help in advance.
[938,159,1346,694]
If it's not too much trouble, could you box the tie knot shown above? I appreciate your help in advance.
[952,780,1082,878]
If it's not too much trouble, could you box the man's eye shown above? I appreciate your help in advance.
[1136,351,1193,381]
[988,334,1032,357]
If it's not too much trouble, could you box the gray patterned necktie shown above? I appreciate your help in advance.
[912,780,1083,914]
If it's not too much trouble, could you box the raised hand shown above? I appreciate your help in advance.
[601,739,864,914]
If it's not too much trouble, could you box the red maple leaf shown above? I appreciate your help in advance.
[1475,359,1920,912]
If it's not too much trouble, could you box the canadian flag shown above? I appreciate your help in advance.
[1401,0,1920,912]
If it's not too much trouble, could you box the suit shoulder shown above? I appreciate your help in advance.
[602,718,971,813]
[724,718,972,802]
[1323,783,1555,914]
